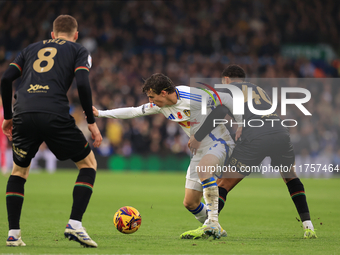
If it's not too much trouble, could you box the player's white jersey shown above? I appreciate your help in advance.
[98,85,236,149]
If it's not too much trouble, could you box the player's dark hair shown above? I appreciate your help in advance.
[53,15,78,36]
[142,73,176,95]
[222,64,246,81]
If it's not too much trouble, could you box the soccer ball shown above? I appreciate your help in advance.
[113,206,142,234]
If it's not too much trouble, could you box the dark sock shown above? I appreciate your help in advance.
[218,186,228,214]
[286,178,310,221]
[70,168,96,222]
[6,175,26,230]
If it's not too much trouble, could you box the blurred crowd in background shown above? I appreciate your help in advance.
[0,0,340,173]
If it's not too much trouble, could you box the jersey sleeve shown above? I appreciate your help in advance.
[198,87,243,125]
[74,46,92,73]
[97,103,161,119]
[217,92,243,125]
[9,49,26,75]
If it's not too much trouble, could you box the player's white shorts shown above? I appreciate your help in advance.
[185,140,234,192]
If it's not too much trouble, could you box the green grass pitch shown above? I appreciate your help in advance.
[0,170,339,254]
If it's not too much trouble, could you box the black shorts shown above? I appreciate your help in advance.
[12,113,91,167]
[227,132,295,176]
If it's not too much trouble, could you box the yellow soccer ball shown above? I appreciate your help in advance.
[113,206,142,234]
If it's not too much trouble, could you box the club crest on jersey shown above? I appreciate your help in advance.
[183,109,190,117]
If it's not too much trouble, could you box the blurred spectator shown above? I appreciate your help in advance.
[0,0,339,171]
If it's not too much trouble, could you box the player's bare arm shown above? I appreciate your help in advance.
[1,119,13,141]
[234,126,243,141]
[92,106,99,117]
[189,135,201,155]
[88,123,102,148]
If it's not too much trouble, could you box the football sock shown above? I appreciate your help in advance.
[188,202,207,224]
[68,219,82,229]
[286,178,310,222]
[8,229,21,238]
[302,220,314,231]
[6,175,26,230]
[218,186,228,214]
[202,177,219,222]
[70,168,96,222]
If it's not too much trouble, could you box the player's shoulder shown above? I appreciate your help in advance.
[57,41,89,55]
[23,41,44,52]
[176,85,189,92]
[71,42,88,52]
[176,85,204,96]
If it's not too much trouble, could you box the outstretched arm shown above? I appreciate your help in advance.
[95,103,161,119]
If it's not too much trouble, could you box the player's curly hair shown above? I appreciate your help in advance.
[142,73,176,95]
[53,15,78,36]
[222,64,246,81]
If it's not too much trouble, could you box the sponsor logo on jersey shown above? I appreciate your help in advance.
[178,120,200,128]
[27,84,50,93]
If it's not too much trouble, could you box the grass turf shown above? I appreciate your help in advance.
[0,170,339,254]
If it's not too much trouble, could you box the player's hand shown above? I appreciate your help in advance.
[92,106,99,117]
[88,122,102,148]
[2,119,13,141]
[235,126,243,141]
[189,135,201,155]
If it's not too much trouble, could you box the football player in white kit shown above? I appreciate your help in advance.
[93,73,241,239]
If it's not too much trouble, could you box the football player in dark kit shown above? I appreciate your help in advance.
[187,64,317,239]
[1,15,102,247]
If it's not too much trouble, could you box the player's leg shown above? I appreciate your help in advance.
[180,161,208,239]
[279,165,317,238]
[63,151,97,248]
[6,163,30,247]
[69,150,97,225]
[271,133,316,239]
[43,113,97,247]
[183,157,208,224]
[181,161,209,237]
[195,154,222,239]
[6,113,42,247]
[61,152,97,248]
[63,151,98,248]
[183,186,206,224]
[216,172,245,214]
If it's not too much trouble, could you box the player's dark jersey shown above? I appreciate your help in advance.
[10,38,91,118]
[217,81,288,141]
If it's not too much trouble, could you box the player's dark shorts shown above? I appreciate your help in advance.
[226,132,295,176]
[12,113,91,167]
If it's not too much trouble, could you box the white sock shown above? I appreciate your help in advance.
[202,177,219,222]
[68,219,82,229]
[8,229,21,238]
[189,202,207,224]
[302,220,314,231]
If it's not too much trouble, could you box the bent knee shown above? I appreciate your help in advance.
[75,151,97,170]
[183,199,200,211]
